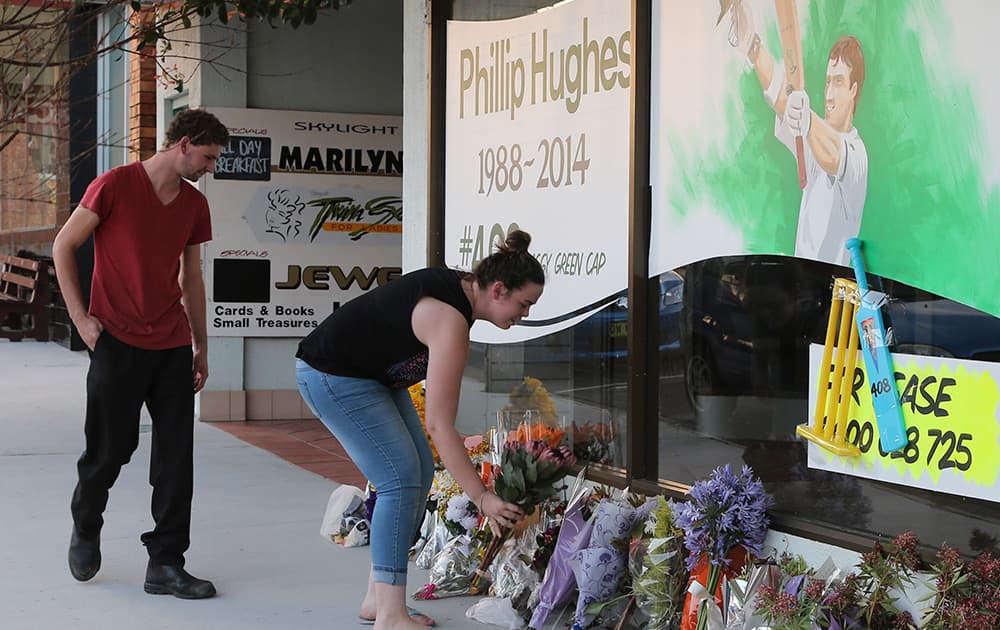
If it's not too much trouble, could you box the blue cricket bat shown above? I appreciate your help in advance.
[845,238,907,452]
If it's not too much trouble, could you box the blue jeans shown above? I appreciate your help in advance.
[295,359,434,585]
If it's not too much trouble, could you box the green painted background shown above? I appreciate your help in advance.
[665,0,1000,317]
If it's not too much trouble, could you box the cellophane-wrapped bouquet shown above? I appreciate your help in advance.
[676,465,773,630]
[567,493,658,629]
[469,430,576,596]
[630,496,689,629]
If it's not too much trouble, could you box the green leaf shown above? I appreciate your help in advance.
[583,594,632,616]
[511,467,525,494]
[501,460,515,478]
[524,460,538,485]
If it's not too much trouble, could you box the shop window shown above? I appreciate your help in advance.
[659,255,1000,556]
[96,6,129,173]
[0,4,68,231]
[461,309,628,471]
[452,0,630,472]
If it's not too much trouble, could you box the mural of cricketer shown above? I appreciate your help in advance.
[725,0,868,267]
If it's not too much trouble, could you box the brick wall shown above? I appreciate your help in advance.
[129,8,158,162]
[0,101,70,257]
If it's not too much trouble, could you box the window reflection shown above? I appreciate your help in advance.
[659,255,1000,555]
[0,4,68,231]
[460,309,631,471]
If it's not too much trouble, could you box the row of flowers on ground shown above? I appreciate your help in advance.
[327,380,999,629]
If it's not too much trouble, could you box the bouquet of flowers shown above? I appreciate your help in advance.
[529,473,595,629]
[469,437,577,595]
[676,464,773,630]
[572,420,617,466]
[509,420,566,449]
[922,541,1000,630]
[443,492,480,537]
[414,436,490,569]
[412,534,483,600]
[631,496,689,629]
[568,495,658,629]
[750,554,822,630]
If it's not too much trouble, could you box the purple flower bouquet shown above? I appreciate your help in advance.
[676,465,773,630]
[528,474,592,629]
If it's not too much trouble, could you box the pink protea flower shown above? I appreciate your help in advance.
[539,444,575,467]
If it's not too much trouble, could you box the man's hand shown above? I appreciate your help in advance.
[74,314,104,351]
[192,347,208,392]
[786,90,812,137]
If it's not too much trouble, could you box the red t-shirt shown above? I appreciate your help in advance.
[82,162,212,350]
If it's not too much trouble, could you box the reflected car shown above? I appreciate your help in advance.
[572,270,685,362]
[680,256,831,407]
[882,289,1000,363]
[680,255,1000,409]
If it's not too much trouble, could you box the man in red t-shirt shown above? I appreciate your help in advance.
[52,108,229,599]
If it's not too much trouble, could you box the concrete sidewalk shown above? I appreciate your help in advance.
[0,340,482,629]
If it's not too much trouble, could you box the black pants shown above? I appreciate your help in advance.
[70,332,195,567]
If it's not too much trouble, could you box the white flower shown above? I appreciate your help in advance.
[644,509,658,536]
[429,469,458,503]
[445,493,479,534]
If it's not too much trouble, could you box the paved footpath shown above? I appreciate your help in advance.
[0,340,482,630]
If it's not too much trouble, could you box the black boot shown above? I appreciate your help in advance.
[144,561,216,599]
[68,529,101,582]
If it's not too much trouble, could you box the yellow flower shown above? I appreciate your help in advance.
[501,376,558,426]
[408,382,440,463]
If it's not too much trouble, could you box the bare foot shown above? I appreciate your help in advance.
[359,596,377,622]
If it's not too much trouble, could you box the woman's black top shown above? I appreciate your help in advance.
[296,267,473,388]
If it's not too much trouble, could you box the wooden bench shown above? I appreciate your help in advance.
[0,254,50,341]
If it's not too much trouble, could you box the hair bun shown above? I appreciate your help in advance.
[503,229,531,254]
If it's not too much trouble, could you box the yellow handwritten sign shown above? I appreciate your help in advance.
[807,345,1000,502]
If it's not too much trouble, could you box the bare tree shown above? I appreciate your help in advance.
[0,0,350,229]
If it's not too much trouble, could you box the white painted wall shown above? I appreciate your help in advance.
[402,0,429,272]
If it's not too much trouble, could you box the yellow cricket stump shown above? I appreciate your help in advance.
[796,278,861,456]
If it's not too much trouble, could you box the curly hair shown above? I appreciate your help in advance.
[163,108,229,148]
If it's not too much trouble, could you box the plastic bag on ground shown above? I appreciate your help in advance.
[319,484,365,544]
[466,597,527,629]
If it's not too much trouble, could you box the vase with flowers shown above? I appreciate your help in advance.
[675,464,773,630]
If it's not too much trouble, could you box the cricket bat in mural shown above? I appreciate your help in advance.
[774,0,808,189]
[845,238,907,453]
